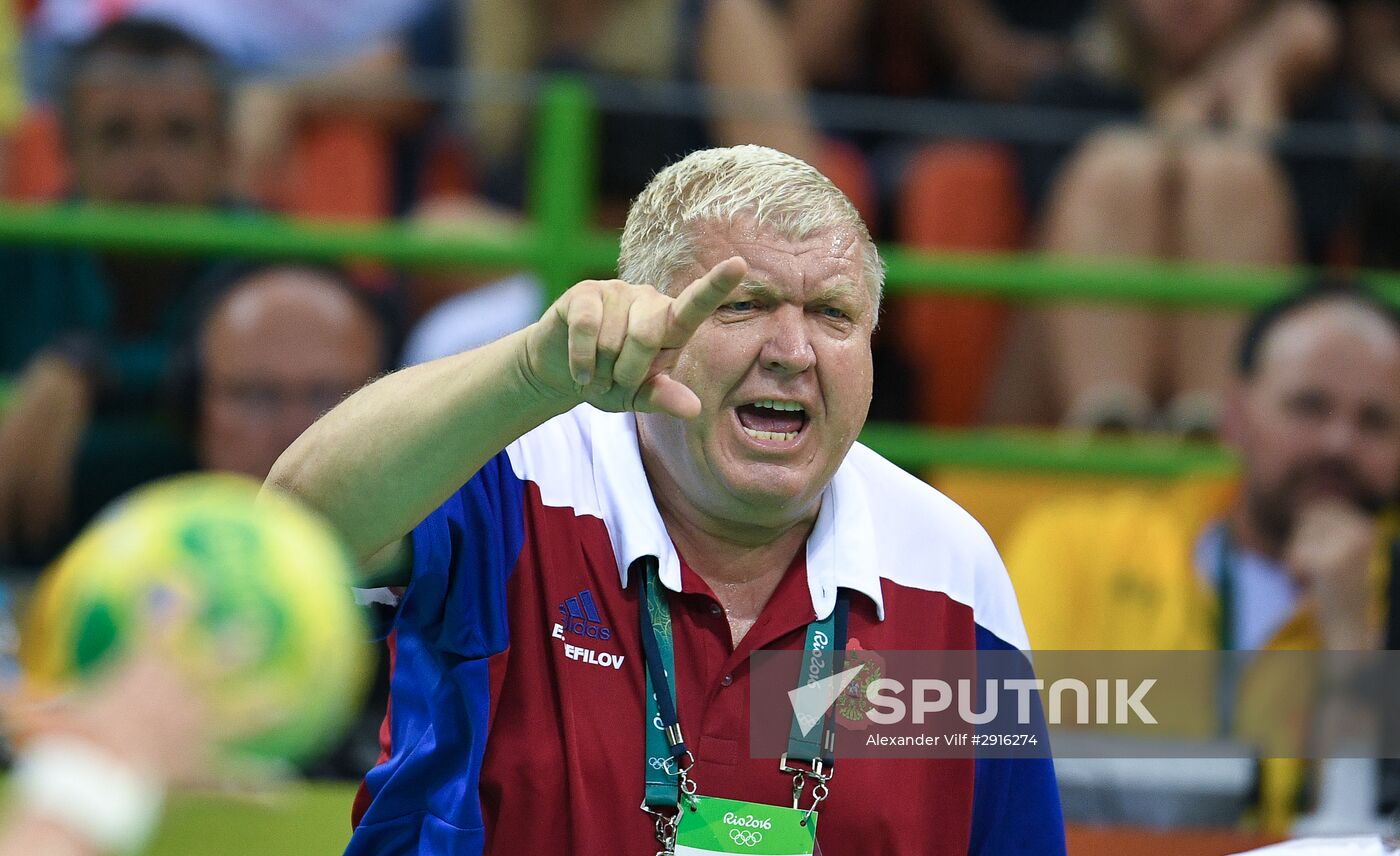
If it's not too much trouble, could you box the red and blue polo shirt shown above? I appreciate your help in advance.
[347,406,1064,855]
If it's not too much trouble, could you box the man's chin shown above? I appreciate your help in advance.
[714,466,820,520]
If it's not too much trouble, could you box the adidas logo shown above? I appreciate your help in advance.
[557,589,612,641]
[551,589,624,670]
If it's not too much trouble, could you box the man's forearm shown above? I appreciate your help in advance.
[265,326,571,565]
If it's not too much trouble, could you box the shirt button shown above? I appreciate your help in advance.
[708,603,723,617]
[721,674,734,687]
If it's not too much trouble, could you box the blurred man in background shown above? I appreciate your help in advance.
[192,265,390,481]
[1005,281,1400,829]
[0,19,232,564]
[1008,282,1400,652]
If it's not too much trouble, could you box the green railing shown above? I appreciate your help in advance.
[860,424,1236,477]
[4,76,1391,476]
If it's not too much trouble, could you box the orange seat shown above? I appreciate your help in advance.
[278,117,391,220]
[416,132,477,203]
[5,108,67,201]
[893,142,1025,425]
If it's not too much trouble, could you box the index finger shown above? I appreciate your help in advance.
[665,256,748,343]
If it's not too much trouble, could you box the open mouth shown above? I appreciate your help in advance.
[735,399,808,443]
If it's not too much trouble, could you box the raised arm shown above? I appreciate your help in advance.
[264,258,747,570]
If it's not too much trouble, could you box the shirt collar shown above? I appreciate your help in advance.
[588,407,886,621]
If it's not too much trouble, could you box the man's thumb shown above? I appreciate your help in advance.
[634,375,701,419]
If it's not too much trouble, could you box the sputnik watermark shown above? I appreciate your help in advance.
[788,673,1156,730]
[755,648,1400,760]
[862,678,1157,726]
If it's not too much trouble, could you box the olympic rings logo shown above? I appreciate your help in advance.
[648,757,667,770]
[728,829,764,847]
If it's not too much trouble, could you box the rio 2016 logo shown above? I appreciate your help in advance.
[722,812,772,830]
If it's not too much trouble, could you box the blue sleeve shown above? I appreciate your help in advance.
[395,450,527,658]
[968,625,1066,856]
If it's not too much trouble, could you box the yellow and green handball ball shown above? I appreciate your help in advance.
[21,473,370,764]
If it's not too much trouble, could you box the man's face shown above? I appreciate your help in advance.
[198,271,382,481]
[636,219,875,530]
[68,55,226,206]
[1232,302,1400,547]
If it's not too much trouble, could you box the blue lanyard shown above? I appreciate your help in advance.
[638,556,687,809]
[634,555,850,811]
[1213,524,1237,736]
[1215,523,1236,652]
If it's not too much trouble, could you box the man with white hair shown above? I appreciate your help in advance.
[270,145,1063,855]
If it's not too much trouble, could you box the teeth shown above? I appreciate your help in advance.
[754,399,804,412]
[742,427,799,442]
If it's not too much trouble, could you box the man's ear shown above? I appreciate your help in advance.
[1219,379,1250,453]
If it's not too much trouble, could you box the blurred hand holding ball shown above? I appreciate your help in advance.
[18,474,370,767]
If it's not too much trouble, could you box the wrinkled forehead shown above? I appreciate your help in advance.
[678,218,870,302]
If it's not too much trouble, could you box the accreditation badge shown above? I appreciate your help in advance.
[674,795,816,856]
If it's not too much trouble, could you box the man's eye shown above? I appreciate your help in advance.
[165,117,201,146]
[1358,404,1397,436]
[724,300,757,312]
[819,306,848,320]
[96,118,134,150]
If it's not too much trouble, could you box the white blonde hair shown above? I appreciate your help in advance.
[618,145,884,311]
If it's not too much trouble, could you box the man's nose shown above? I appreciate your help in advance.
[759,306,816,375]
[1319,413,1362,457]
[127,163,172,205]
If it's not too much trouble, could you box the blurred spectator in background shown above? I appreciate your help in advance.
[1008,281,1399,648]
[786,0,1090,116]
[781,0,1094,426]
[463,0,822,216]
[1005,281,1400,829]
[25,0,439,207]
[400,271,543,366]
[1021,0,1349,434]
[0,20,232,566]
[929,0,1092,102]
[188,265,393,482]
